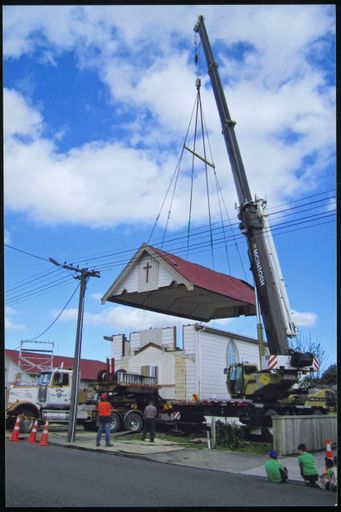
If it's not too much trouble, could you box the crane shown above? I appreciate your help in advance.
[194,15,318,402]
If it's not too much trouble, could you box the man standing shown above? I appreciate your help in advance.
[96,393,113,447]
[142,400,157,442]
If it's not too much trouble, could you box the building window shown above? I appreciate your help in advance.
[151,366,158,384]
[226,340,239,367]
[140,365,158,384]
[141,365,150,377]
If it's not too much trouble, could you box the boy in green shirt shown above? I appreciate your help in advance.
[297,443,319,487]
[265,450,288,483]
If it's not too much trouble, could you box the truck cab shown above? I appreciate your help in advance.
[37,369,72,407]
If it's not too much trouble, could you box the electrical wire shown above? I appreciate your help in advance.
[62,188,336,266]
[29,281,81,340]
[4,244,51,262]
[4,190,335,305]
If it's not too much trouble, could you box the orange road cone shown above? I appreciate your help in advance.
[9,415,21,442]
[325,439,334,461]
[27,419,39,444]
[39,419,49,446]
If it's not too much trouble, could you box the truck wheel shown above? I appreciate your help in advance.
[110,412,122,433]
[6,417,16,431]
[19,410,36,433]
[97,369,107,382]
[124,412,143,433]
[262,409,278,442]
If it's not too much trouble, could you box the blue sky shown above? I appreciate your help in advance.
[4,5,336,372]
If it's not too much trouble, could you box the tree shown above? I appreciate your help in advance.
[319,364,337,386]
[289,333,327,378]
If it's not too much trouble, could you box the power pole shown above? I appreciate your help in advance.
[49,258,100,442]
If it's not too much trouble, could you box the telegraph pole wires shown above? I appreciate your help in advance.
[49,258,100,442]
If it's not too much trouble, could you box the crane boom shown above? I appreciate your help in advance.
[194,15,297,355]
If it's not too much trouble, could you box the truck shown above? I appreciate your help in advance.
[5,364,184,434]
[192,16,329,436]
[6,360,334,438]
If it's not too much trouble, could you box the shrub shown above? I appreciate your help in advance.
[215,420,247,449]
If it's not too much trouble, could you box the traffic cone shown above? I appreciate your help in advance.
[325,439,334,461]
[27,420,39,444]
[9,415,21,442]
[39,419,49,446]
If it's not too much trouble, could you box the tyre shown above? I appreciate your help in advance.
[124,412,143,432]
[6,416,16,431]
[261,409,278,442]
[18,409,37,433]
[110,412,122,433]
[97,369,107,383]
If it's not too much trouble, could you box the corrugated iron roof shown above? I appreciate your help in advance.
[150,245,255,306]
[102,243,256,321]
[5,349,106,380]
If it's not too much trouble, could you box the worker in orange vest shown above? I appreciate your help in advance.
[96,393,113,447]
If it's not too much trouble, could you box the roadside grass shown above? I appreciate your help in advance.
[123,431,271,454]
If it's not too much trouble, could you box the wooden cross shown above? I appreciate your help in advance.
[143,262,152,283]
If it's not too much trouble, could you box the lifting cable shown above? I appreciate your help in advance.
[147,35,246,277]
[201,114,248,280]
[147,92,199,247]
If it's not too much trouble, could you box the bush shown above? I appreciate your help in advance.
[215,420,247,449]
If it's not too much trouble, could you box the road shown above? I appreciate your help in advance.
[5,441,337,507]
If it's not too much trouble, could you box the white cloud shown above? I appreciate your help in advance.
[4,229,11,244]
[4,88,43,141]
[5,307,26,331]
[292,310,317,327]
[57,304,197,333]
[91,292,103,301]
[3,5,335,229]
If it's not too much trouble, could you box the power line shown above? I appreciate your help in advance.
[29,281,81,340]
[4,243,50,262]
[4,189,335,305]
[5,275,76,306]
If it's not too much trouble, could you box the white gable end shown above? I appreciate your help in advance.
[116,253,181,294]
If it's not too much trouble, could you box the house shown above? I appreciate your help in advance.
[5,349,106,391]
[105,324,267,400]
[101,243,256,322]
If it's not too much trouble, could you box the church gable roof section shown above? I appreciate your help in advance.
[134,342,177,355]
[101,243,256,322]
[5,349,106,381]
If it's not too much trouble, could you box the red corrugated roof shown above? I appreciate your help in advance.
[5,349,106,380]
[149,245,255,306]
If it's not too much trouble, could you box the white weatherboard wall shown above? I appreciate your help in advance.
[184,325,262,401]
[128,346,176,399]
[115,254,177,295]
[110,324,262,402]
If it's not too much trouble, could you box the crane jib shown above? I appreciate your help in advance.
[194,15,299,356]
[252,245,266,287]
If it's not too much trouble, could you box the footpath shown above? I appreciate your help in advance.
[7,427,334,485]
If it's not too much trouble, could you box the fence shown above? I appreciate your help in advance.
[273,414,337,455]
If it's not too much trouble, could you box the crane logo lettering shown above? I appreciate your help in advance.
[253,246,265,287]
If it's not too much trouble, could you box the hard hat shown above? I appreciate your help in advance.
[101,393,109,399]
[268,450,278,458]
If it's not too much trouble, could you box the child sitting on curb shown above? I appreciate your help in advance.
[264,450,288,483]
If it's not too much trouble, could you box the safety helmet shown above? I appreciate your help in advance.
[101,393,109,399]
